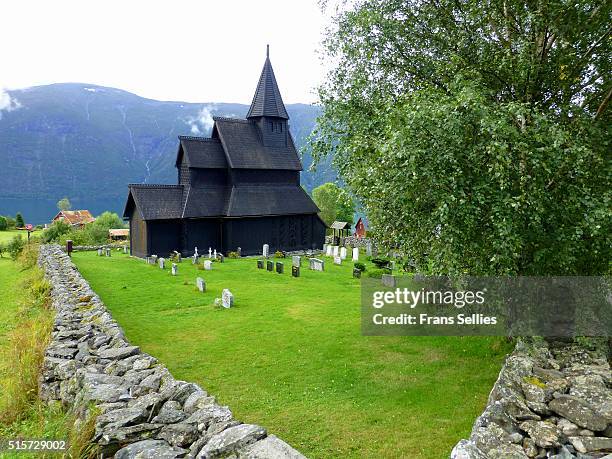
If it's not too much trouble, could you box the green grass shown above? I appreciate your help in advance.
[0,230,41,244]
[72,251,512,458]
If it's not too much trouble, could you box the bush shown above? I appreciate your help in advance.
[5,216,16,229]
[42,220,71,243]
[7,235,25,260]
[354,262,366,272]
[15,213,25,228]
[274,250,285,258]
[365,268,391,279]
[0,216,7,231]
[227,251,239,259]
[371,257,390,269]
[0,242,5,258]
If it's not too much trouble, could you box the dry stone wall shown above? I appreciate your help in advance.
[451,339,611,459]
[38,244,306,458]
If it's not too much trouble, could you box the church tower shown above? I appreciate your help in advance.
[247,45,289,148]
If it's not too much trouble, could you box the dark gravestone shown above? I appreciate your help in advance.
[353,268,362,279]
[292,266,300,277]
[257,260,264,269]
[276,262,284,274]
[267,261,274,271]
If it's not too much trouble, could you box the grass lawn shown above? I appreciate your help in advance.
[72,250,512,458]
[0,230,41,244]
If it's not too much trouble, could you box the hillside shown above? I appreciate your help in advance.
[0,84,334,223]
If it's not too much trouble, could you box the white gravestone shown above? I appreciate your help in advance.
[192,254,198,264]
[352,247,359,261]
[263,244,269,258]
[204,260,212,270]
[213,249,217,260]
[145,257,151,264]
[334,256,342,265]
[159,258,165,269]
[366,243,372,257]
[332,246,339,257]
[292,256,301,268]
[97,248,103,256]
[208,247,212,258]
[194,247,199,257]
[222,289,234,308]
[171,263,177,276]
[326,245,333,256]
[309,258,325,271]
[123,246,128,254]
[340,247,347,260]
[196,277,206,292]
[105,248,111,257]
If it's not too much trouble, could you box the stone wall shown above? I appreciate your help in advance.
[64,244,128,252]
[38,244,305,458]
[451,339,611,459]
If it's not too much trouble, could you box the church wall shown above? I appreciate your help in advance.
[182,219,222,256]
[129,209,148,258]
[147,220,182,257]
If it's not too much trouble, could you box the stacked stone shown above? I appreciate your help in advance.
[452,339,612,459]
[66,244,128,252]
[38,245,305,459]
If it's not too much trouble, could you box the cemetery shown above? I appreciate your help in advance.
[68,245,512,458]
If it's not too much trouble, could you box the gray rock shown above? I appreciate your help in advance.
[569,436,612,454]
[153,401,187,424]
[96,406,148,428]
[99,423,163,446]
[184,405,233,432]
[549,395,608,431]
[184,391,215,414]
[487,443,529,459]
[196,424,266,458]
[450,439,488,459]
[140,373,162,392]
[114,439,187,459]
[519,420,562,448]
[558,418,582,436]
[98,345,140,360]
[522,437,538,458]
[549,446,576,459]
[169,382,201,405]
[87,383,129,403]
[239,435,306,458]
[158,423,199,447]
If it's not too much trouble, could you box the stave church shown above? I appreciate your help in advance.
[123,47,327,258]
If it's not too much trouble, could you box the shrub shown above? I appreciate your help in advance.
[371,257,390,269]
[354,262,366,272]
[365,268,391,279]
[0,215,7,231]
[15,212,25,228]
[42,220,72,243]
[227,251,239,259]
[5,216,16,229]
[7,235,25,260]
[274,250,285,258]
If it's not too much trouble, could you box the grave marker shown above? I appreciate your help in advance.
[196,277,206,292]
[332,246,339,257]
[257,260,264,269]
[159,258,165,269]
[105,248,111,257]
[366,243,372,257]
[222,289,234,308]
[123,246,128,254]
[292,266,300,277]
[340,247,347,260]
[204,260,212,270]
[263,244,269,258]
[237,247,242,257]
[171,263,178,276]
[334,256,342,265]
[267,260,274,271]
[353,268,362,278]
[292,256,301,267]
[381,274,396,288]
[97,248,103,256]
[276,262,284,274]
[309,258,325,271]
[326,245,333,256]
[352,247,359,261]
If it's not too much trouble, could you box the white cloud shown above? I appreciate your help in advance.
[186,105,215,136]
[0,88,21,119]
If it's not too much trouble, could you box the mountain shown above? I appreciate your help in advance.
[0,83,335,224]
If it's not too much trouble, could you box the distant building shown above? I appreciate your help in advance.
[108,228,129,241]
[52,210,95,227]
[123,47,326,258]
[354,217,366,238]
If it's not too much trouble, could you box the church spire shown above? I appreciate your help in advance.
[246,45,289,120]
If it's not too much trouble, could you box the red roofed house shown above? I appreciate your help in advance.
[52,210,95,227]
[354,217,367,238]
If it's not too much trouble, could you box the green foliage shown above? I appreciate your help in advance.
[311,0,611,275]
[0,216,7,231]
[312,182,355,225]
[354,261,366,272]
[365,268,390,278]
[15,213,25,228]
[0,243,5,258]
[371,257,390,269]
[57,197,71,211]
[5,216,15,229]
[7,235,25,260]
[227,251,240,259]
[274,250,285,258]
[42,220,72,243]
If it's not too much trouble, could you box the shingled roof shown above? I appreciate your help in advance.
[226,185,319,217]
[213,117,302,170]
[176,136,228,169]
[124,185,184,220]
[246,46,289,120]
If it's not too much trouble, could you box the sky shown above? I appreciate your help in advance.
[0,0,333,105]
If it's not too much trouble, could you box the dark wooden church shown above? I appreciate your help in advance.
[123,48,326,258]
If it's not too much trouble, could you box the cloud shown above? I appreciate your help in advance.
[186,105,215,135]
[0,87,21,119]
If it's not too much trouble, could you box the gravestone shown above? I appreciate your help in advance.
[267,260,274,271]
[334,256,342,265]
[326,245,333,256]
[332,246,339,257]
[263,244,269,258]
[204,260,212,270]
[222,289,234,308]
[192,254,198,264]
[323,244,328,253]
[217,253,224,263]
[352,247,359,261]
[340,247,347,260]
[123,246,128,254]
[151,255,158,265]
[194,247,199,257]
[196,277,206,292]
[159,258,165,269]
[276,262,284,274]
[389,261,396,271]
[97,248,103,256]
[309,258,324,271]
[208,247,211,258]
[381,274,396,288]
[213,249,217,260]
[171,263,178,276]
[292,266,300,277]
[292,256,301,268]
[257,260,264,269]
[372,246,379,257]
[237,247,242,257]
[366,243,372,257]
[353,268,362,278]
[145,257,151,264]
